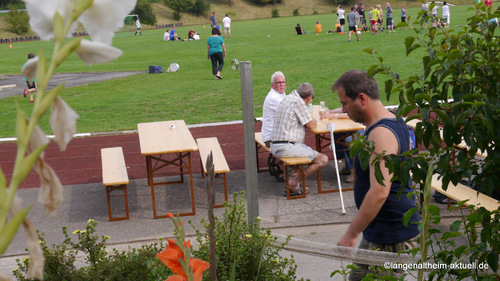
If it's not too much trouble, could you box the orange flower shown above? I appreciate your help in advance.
[184,240,191,249]
[167,212,173,219]
[157,238,209,281]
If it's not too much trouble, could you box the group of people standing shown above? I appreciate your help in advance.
[261,70,420,279]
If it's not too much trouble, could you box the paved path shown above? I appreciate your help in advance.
[0,71,144,98]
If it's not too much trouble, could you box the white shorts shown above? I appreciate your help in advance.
[443,14,450,24]
[224,26,231,32]
[270,143,318,161]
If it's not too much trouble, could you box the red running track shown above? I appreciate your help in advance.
[1,122,322,189]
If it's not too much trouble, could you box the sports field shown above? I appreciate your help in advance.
[0,4,491,137]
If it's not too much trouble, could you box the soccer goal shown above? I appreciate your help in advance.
[119,14,139,35]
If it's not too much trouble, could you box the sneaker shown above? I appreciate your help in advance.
[357,37,360,41]
[29,100,34,103]
[348,40,352,42]
[345,174,354,183]
[340,167,352,175]
[24,89,28,98]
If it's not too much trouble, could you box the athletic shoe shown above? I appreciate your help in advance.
[29,100,34,103]
[348,40,352,42]
[24,89,28,98]
[357,37,361,41]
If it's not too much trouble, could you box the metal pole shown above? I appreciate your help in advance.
[240,61,259,228]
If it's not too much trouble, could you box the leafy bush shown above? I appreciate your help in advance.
[6,6,29,35]
[293,8,299,16]
[132,0,157,25]
[187,0,211,16]
[190,192,305,281]
[271,8,280,18]
[164,0,195,21]
[13,219,172,281]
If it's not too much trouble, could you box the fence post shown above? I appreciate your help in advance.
[240,61,259,230]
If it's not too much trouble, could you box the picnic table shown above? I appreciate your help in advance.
[137,120,198,218]
[309,105,365,193]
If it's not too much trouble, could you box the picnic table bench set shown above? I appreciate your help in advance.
[99,113,498,221]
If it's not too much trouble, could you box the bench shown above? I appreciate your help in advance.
[196,137,230,208]
[430,174,499,212]
[101,147,130,221]
[255,132,312,200]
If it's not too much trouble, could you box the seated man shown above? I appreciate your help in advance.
[164,30,170,41]
[295,23,304,35]
[262,71,287,181]
[188,28,199,40]
[170,28,178,41]
[271,83,328,196]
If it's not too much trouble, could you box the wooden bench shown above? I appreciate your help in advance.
[197,137,230,208]
[430,174,499,212]
[101,147,130,221]
[255,132,312,200]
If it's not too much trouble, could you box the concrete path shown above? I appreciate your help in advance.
[0,71,144,98]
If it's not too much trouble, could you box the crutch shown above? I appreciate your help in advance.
[326,123,347,215]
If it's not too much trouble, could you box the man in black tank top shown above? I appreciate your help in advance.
[332,70,420,280]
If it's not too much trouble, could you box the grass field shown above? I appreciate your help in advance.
[0,4,495,137]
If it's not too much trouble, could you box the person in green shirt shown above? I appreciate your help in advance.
[206,27,226,80]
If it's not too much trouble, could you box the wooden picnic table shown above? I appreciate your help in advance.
[309,105,365,193]
[137,120,198,218]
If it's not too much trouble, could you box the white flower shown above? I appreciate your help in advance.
[24,0,136,45]
[21,56,39,83]
[75,39,123,65]
[50,96,79,151]
[34,158,63,217]
[23,0,75,41]
[79,0,137,45]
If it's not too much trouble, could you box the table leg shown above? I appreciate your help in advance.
[185,152,196,216]
[147,155,159,219]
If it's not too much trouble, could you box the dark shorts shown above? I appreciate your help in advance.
[386,18,393,25]
[340,18,345,25]
[361,17,367,24]
[26,81,36,89]
[401,16,406,22]
[349,26,357,32]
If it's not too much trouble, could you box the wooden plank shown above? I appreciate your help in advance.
[197,137,230,174]
[101,147,129,186]
[255,132,311,166]
[431,174,499,212]
[310,105,365,134]
[137,120,198,155]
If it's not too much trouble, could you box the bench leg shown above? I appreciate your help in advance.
[213,173,229,208]
[106,184,129,221]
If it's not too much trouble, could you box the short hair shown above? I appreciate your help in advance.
[211,27,219,35]
[331,70,380,100]
[297,23,301,26]
[443,1,447,4]
[212,11,215,14]
[351,7,354,11]
[297,83,314,99]
[316,21,319,24]
[225,14,228,16]
[28,53,36,59]
[271,71,285,84]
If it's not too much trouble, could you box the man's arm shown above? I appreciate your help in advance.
[305,118,317,129]
[337,126,398,247]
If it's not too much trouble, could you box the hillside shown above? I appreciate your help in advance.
[0,0,473,38]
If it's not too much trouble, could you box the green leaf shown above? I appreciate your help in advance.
[487,251,498,272]
[402,207,418,227]
[359,150,370,171]
[0,205,31,255]
[385,79,393,102]
[14,103,28,146]
[374,161,384,186]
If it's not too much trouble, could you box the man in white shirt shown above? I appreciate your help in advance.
[222,14,232,39]
[441,1,451,28]
[262,71,287,181]
[337,5,346,32]
[135,18,142,35]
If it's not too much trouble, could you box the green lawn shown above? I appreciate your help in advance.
[0,4,489,137]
